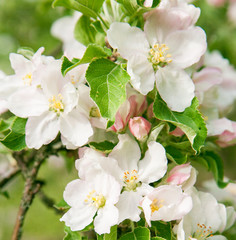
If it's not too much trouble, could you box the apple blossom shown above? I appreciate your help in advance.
[174,187,232,240]
[140,185,193,226]
[107,10,206,111]
[8,59,93,149]
[76,134,168,223]
[60,173,121,234]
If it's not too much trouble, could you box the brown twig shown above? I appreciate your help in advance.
[11,147,50,240]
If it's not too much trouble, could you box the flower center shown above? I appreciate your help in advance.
[49,94,64,114]
[150,198,164,214]
[22,73,32,86]
[189,224,213,240]
[84,190,106,209]
[123,170,139,191]
[148,43,172,69]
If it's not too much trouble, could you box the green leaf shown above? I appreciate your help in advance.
[0,190,10,199]
[54,199,70,211]
[151,221,172,240]
[97,225,117,240]
[202,151,228,188]
[151,238,166,240]
[0,117,27,151]
[136,0,160,8]
[116,0,139,16]
[61,44,108,76]
[64,226,82,240]
[153,94,207,154]
[147,123,165,144]
[53,0,105,19]
[89,141,117,153]
[165,146,188,165]
[119,227,150,240]
[86,58,130,121]
[17,47,34,60]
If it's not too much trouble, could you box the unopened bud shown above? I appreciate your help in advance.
[129,117,151,141]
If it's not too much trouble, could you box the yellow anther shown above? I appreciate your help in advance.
[49,93,64,114]
[191,223,214,240]
[123,169,139,191]
[150,198,164,214]
[22,73,32,86]
[84,190,106,209]
[90,107,101,118]
[148,43,172,69]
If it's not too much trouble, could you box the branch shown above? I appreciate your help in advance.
[11,147,51,240]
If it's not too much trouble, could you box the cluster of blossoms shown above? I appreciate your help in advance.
[0,0,236,239]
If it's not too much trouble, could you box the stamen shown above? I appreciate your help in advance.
[49,93,64,114]
[84,190,106,209]
[123,170,139,191]
[90,107,101,118]
[150,198,164,214]
[148,43,172,70]
[190,224,214,240]
[22,73,32,86]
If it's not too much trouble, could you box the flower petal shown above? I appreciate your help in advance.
[116,191,141,223]
[166,27,207,69]
[107,22,149,60]
[138,141,167,183]
[25,111,59,149]
[8,87,48,117]
[60,108,93,147]
[94,204,119,235]
[127,55,155,95]
[109,134,140,171]
[156,67,195,112]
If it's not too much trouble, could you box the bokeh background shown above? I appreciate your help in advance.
[0,0,235,239]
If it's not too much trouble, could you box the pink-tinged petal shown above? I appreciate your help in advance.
[60,108,93,147]
[167,27,207,69]
[127,55,155,95]
[107,22,149,60]
[116,191,141,223]
[138,141,167,183]
[109,134,140,171]
[170,127,185,137]
[60,205,96,232]
[60,83,78,114]
[193,67,222,93]
[129,117,151,140]
[207,118,234,136]
[8,87,48,117]
[25,111,59,149]
[94,204,119,235]
[156,67,195,112]
[63,179,90,208]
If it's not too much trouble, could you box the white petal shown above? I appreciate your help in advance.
[94,204,119,235]
[207,236,227,240]
[25,111,59,149]
[156,67,195,112]
[60,83,78,114]
[127,55,155,95]
[167,27,207,69]
[63,179,90,208]
[109,134,140,171]
[107,22,149,59]
[60,205,96,232]
[138,141,167,183]
[8,87,48,117]
[61,135,78,150]
[60,108,93,147]
[116,191,141,223]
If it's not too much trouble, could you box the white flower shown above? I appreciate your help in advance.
[8,59,93,149]
[174,187,232,240]
[140,185,192,226]
[76,134,168,223]
[107,13,206,111]
[60,173,121,235]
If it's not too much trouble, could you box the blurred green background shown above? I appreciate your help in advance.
[0,0,235,239]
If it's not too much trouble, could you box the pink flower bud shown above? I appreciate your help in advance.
[217,121,236,147]
[170,127,185,137]
[129,117,151,140]
[167,163,196,190]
